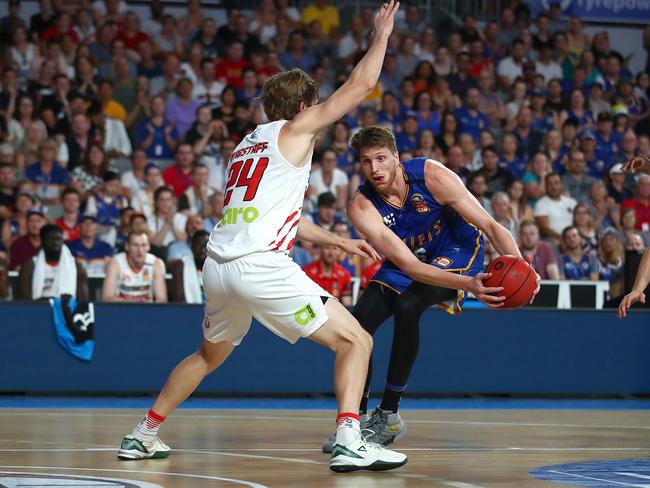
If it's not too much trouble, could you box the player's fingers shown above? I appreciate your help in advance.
[487,302,504,309]
[481,294,505,303]
[476,272,492,280]
[482,286,504,294]
[640,294,646,304]
[360,242,380,261]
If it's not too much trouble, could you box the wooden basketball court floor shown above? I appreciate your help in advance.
[1,405,650,487]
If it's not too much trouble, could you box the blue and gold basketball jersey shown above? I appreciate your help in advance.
[358,158,484,314]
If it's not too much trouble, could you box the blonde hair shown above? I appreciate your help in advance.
[260,68,319,121]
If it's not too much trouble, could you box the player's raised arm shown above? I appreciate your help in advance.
[348,192,505,306]
[621,155,650,175]
[423,160,522,258]
[286,1,398,138]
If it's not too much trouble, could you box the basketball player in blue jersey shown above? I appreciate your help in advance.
[322,126,540,452]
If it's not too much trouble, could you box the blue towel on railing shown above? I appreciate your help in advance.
[49,295,95,362]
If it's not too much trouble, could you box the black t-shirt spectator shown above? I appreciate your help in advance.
[474,167,515,197]
[447,73,477,99]
[515,130,544,161]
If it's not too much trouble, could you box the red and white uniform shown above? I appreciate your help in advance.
[203,120,331,346]
[115,252,155,302]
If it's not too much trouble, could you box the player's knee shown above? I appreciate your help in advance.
[349,325,373,355]
[394,295,421,323]
[198,342,224,371]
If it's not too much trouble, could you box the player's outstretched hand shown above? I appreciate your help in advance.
[621,155,650,175]
[339,238,381,261]
[529,270,541,304]
[618,289,646,318]
[467,273,505,309]
[374,0,400,41]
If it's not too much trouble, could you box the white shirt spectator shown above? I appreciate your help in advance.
[103,117,132,157]
[192,80,225,109]
[497,56,524,85]
[121,170,145,197]
[338,34,367,60]
[147,212,188,246]
[309,168,349,197]
[535,60,563,83]
[534,195,577,236]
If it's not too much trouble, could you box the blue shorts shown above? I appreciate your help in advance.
[370,240,485,315]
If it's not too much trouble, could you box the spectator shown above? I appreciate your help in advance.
[467,172,491,212]
[280,30,316,73]
[188,113,229,192]
[25,139,70,205]
[7,94,39,148]
[150,53,182,99]
[545,129,569,174]
[553,31,574,80]
[63,114,93,171]
[455,87,490,143]
[534,173,577,243]
[67,214,114,275]
[621,174,650,233]
[395,112,419,153]
[497,38,527,90]
[379,50,403,96]
[415,129,439,159]
[202,191,224,232]
[192,18,220,60]
[178,164,214,217]
[594,112,619,162]
[522,152,551,207]
[164,78,200,139]
[621,207,649,247]
[18,223,87,300]
[561,149,596,204]
[535,40,563,83]
[529,89,554,134]
[474,145,514,197]
[309,192,341,229]
[230,14,263,58]
[167,214,205,260]
[97,79,126,122]
[211,85,238,127]
[477,71,507,128]
[121,149,148,199]
[559,226,599,281]
[192,59,225,109]
[338,17,366,69]
[598,227,624,297]
[136,40,163,79]
[169,229,209,303]
[444,145,471,182]
[9,208,46,270]
[576,129,606,179]
[588,180,619,231]
[301,0,339,35]
[448,51,476,99]
[613,129,638,166]
[137,95,178,159]
[153,15,182,56]
[55,188,81,241]
[148,186,187,260]
[226,100,256,143]
[87,100,132,159]
[102,231,167,302]
[163,143,195,198]
[215,41,252,90]
[85,171,129,246]
[0,162,16,222]
[1,191,34,248]
[41,12,79,43]
[573,203,598,256]
[507,179,534,223]
[519,220,559,279]
[491,191,517,239]
[132,163,163,219]
[303,244,352,306]
[70,143,110,197]
[513,106,544,162]
[308,149,349,212]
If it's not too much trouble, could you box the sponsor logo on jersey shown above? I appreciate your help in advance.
[294,304,316,326]
[410,193,429,213]
[383,213,396,227]
[218,206,260,226]
[434,256,453,267]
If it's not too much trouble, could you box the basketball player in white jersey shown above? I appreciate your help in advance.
[102,231,167,303]
[118,2,407,472]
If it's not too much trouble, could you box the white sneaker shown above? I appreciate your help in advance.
[329,437,407,472]
[117,435,171,460]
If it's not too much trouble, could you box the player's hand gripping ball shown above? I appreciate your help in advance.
[482,256,537,309]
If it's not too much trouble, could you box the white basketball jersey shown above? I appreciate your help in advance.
[115,252,156,301]
[207,120,311,261]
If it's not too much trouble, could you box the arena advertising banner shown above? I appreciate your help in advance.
[529,0,650,24]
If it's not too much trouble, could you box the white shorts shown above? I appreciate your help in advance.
[202,251,332,345]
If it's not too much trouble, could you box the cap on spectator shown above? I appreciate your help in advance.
[608,163,624,175]
[530,88,547,98]
[78,214,98,224]
[145,162,160,172]
[600,227,621,239]
[129,212,147,225]
[317,192,336,208]
[578,129,596,141]
[403,110,418,120]
[612,103,629,117]
[597,112,613,123]
[27,208,46,218]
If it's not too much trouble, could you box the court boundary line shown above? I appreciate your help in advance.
[0,465,269,488]
[547,469,647,487]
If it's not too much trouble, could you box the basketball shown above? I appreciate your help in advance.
[483,255,537,309]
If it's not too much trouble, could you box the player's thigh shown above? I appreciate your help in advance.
[399,281,457,310]
[308,298,373,353]
[351,281,398,335]
[202,256,253,346]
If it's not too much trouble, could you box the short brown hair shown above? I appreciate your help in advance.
[350,126,397,154]
[261,68,318,121]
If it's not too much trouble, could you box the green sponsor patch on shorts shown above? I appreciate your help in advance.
[294,303,316,326]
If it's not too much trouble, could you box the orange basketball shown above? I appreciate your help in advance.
[483,255,537,309]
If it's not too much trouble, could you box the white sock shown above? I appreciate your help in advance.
[335,414,361,446]
[131,409,165,443]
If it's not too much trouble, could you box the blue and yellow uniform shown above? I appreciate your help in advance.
[359,157,484,314]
